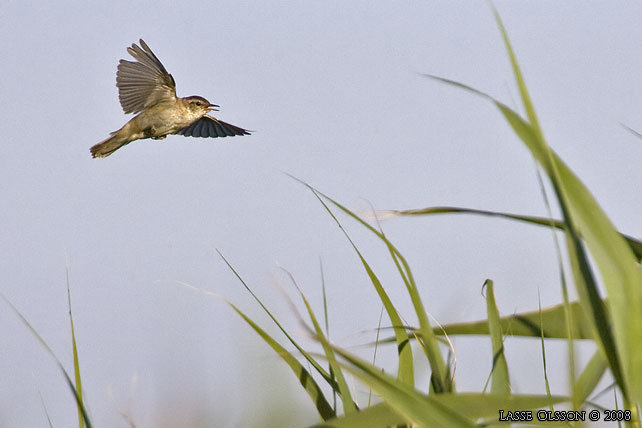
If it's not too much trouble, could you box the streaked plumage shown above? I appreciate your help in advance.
[91,39,250,158]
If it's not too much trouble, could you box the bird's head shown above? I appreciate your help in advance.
[184,96,219,115]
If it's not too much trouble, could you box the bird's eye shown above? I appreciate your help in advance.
[195,101,201,106]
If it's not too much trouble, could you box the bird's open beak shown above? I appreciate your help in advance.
[206,104,220,112]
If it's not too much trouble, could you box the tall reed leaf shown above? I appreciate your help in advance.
[425,17,642,406]
[492,7,642,405]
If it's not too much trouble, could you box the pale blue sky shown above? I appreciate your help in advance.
[2,1,642,427]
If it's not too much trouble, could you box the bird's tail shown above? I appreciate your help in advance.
[90,131,131,158]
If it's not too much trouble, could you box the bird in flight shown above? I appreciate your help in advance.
[91,39,250,158]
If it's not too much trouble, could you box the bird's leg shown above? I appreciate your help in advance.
[143,127,155,138]
[143,127,167,140]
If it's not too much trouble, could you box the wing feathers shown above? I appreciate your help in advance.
[116,39,177,114]
[175,116,251,138]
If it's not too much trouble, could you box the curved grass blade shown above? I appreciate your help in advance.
[291,176,449,393]
[621,123,642,141]
[282,269,357,414]
[322,343,569,427]
[376,298,593,342]
[217,251,337,389]
[226,300,336,420]
[214,254,337,419]
[2,296,93,428]
[379,206,642,262]
[175,279,336,420]
[288,178,415,389]
[327,348,476,427]
[427,299,594,339]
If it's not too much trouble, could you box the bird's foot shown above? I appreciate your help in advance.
[143,127,166,140]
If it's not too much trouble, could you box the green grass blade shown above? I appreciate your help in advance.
[319,259,338,411]
[493,6,642,405]
[491,5,543,141]
[534,167,578,412]
[61,371,94,428]
[380,206,642,261]
[175,279,337,420]
[324,344,569,427]
[289,180,415,388]
[501,106,626,392]
[536,295,553,410]
[320,259,330,340]
[311,392,570,428]
[484,280,510,394]
[621,122,642,140]
[425,299,594,339]
[2,296,94,428]
[292,177,449,392]
[426,70,641,404]
[564,231,625,393]
[575,350,608,405]
[356,252,415,387]
[226,300,336,420]
[310,402,404,428]
[66,270,85,428]
[283,269,357,414]
[368,306,384,408]
[327,349,477,427]
[38,392,54,428]
[217,251,337,388]
[431,393,567,422]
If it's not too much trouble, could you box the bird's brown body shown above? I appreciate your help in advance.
[91,40,250,158]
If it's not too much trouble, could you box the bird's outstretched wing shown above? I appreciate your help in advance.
[174,116,251,138]
[116,39,177,114]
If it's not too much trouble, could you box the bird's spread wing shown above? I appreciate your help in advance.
[116,39,177,114]
[174,116,251,138]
